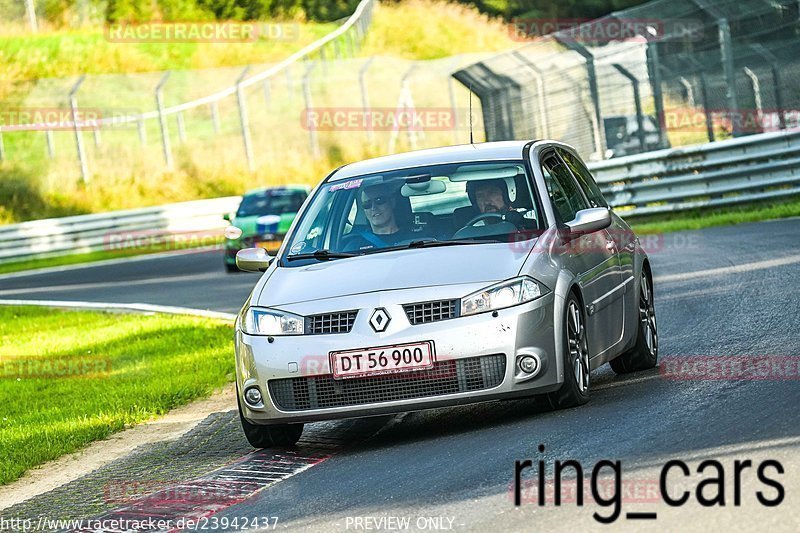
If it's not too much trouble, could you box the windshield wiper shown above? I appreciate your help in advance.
[403,238,501,249]
[286,249,359,261]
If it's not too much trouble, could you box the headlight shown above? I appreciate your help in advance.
[242,307,304,336]
[224,226,243,240]
[461,276,548,317]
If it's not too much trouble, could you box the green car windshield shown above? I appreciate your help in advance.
[236,190,306,218]
[282,161,541,263]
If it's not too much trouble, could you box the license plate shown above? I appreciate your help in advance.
[256,240,281,252]
[330,341,435,379]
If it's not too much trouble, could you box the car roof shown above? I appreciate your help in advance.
[244,184,310,196]
[328,141,541,182]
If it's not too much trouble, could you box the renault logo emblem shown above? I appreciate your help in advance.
[369,308,391,332]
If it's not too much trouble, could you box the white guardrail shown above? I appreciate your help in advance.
[588,129,800,216]
[0,196,241,265]
[1,130,799,266]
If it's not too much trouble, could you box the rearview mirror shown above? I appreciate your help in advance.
[566,207,612,235]
[236,248,272,272]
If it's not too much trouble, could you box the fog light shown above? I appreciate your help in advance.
[244,386,263,406]
[518,355,539,375]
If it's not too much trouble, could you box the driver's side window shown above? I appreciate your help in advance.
[541,152,588,223]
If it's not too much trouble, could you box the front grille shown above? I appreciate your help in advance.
[403,299,458,325]
[306,311,358,335]
[268,354,506,411]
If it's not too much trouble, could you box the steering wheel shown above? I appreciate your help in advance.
[462,212,505,228]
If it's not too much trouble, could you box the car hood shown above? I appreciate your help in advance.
[257,241,534,306]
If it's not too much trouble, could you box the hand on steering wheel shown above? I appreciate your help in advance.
[463,212,505,227]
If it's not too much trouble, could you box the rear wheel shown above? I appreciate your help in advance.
[225,262,238,273]
[237,388,303,447]
[610,270,658,374]
[546,293,590,409]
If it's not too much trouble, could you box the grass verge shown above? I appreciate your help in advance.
[0,306,234,486]
[627,196,800,234]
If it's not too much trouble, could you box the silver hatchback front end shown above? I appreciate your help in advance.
[235,283,562,424]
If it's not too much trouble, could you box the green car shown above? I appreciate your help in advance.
[224,185,310,272]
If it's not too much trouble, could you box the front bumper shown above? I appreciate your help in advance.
[235,293,560,425]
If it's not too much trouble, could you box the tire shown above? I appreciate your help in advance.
[237,388,303,448]
[610,269,658,374]
[225,262,238,273]
[546,293,591,409]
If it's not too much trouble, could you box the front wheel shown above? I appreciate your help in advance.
[546,293,590,409]
[610,270,658,374]
[237,389,303,448]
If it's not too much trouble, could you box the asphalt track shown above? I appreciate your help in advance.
[1,218,799,531]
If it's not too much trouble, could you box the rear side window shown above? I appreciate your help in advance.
[558,148,608,208]
[541,152,588,223]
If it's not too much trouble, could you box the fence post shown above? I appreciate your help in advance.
[717,19,741,137]
[45,130,55,159]
[303,61,320,159]
[137,118,146,145]
[751,43,786,130]
[555,37,605,159]
[210,102,220,134]
[512,51,550,139]
[69,75,90,185]
[645,30,668,149]
[155,71,173,169]
[176,111,186,143]
[743,67,762,133]
[236,66,256,172]
[359,57,375,142]
[699,73,715,142]
[679,77,695,107]
[613,63,646,153]
[24,0,38,32]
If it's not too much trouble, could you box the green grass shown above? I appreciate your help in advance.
[0,306,234,486]
[0,24,337,103]
[628,196,800,234]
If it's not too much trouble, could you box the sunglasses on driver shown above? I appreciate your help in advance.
[360,196,389,210]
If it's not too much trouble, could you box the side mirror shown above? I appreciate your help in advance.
[566,207,612,235]
[236,248,273,272]
[223,213,231,222]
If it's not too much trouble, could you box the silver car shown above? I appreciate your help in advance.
[233,140,658,447]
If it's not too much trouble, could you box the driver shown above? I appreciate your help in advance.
[471,179,513,215]
[462,179,532,229]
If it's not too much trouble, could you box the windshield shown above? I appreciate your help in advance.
[236,190,306,218]
[281,161,541,264]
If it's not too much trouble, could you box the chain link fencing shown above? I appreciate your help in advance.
[453,0,800,161]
